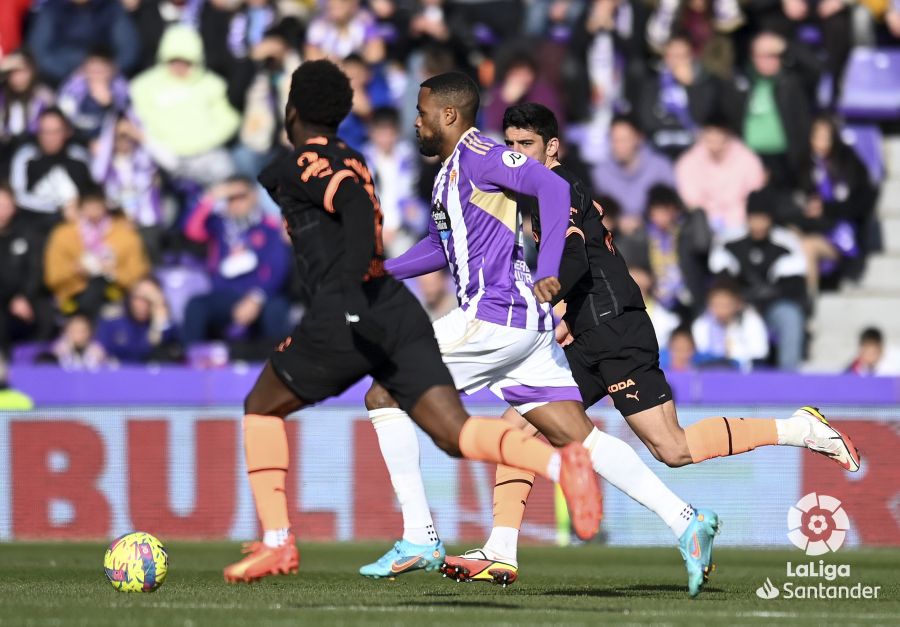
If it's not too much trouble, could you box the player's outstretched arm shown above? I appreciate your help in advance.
[481,151,570,284]
[384,223,448,280]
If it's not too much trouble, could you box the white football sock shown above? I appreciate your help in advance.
[583,428,694,538]
[546,452,561,482]
[775,414,811,447]
[263,527,290,548]
[482,527,519,564]
[370,408,439,546]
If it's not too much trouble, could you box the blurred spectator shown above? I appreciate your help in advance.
[49,314,107,370]
[232,24,301,176]
[9,107,93,233]
[675,114,765,239]
[568,0,642,152]
[416,270,456,320]
[96,277,180,363]
[621,184,712,315]
[90,116,166,263]
[338,54,394,150]
[305,0,387,64]
[591,116,675,233]
[0,52,56,169]
[182,176,291,345]
[888,1,900,39]
[228,0,280,61]
[629,265,680,347]
[845,327,900,375]
[691,279,769,369]
[362,106,425,256]
[128,0,237,80]
[0,184,52,359]
[709,187,807,370]
[28,0,140,85]
[130,25,240,187]
[408,0,453,51]
[637,34,720,158]
[0,0,31,59]
[781,0,851,102]
[794,116,876,294]
[484,49,564,135]
[44,188,150,318]
[723,31,811,187]
[57,48,131,144]
[660,325,698,372]
[646,0,744,79]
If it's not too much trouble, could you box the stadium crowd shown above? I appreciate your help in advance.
[0,0,897,373]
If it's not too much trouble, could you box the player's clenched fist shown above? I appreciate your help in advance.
[533,277,561,304]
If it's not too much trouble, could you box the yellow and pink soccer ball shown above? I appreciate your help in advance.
[103,531,168,592]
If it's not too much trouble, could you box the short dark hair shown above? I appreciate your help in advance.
[708,277,742,299]
[78,184,107,205]
[502,103,559,144]
[646,184,683,213]
[38,106,70,127]
[225,174,256,188]
[370,106,400,127]
[860,327,883,345]
[288,60,353,130]
[669,325,695,346]
[702,109,733,133]
[610,114,640,133]
[420,71,480,123]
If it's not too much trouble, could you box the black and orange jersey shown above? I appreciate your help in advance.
[527,164,644,335]
[259,135,386,300]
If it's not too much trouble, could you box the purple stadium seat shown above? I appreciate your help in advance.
[155,264,211,327]
[841,124,885,184]
[11,342,50,365]
[838,48,900,120]
[186,342,230,369]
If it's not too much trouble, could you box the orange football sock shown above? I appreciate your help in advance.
[244,414,291,530]
[684,417,777,463]
[493,465,534,530]
[458,418,554,478]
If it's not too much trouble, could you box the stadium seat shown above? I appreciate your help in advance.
[842,124,885,185]
[838,48,900,120]
[11,342,50,365]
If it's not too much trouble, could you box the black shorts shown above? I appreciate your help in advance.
[564,308,672,416]
[269,278,454,413]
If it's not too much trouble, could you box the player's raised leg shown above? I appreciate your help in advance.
[359,383,444,578]
[624,401,860,472]
[224,363,303,583]
[405,382,602,543]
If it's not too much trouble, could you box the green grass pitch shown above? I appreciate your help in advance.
[0,543,897,626]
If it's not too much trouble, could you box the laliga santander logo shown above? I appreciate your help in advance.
[787,492,850,556]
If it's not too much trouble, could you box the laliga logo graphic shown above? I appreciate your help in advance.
[787,492,850,556]
[756,578,780,599]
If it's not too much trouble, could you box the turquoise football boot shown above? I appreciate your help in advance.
[359,540,446,578]
[678,508,720,597]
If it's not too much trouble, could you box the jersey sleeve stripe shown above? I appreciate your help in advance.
[323,169,358,213]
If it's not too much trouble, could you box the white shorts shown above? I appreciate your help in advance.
[432,308,582,414]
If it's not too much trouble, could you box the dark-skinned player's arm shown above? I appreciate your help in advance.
[327,172,388,343]
[480,149,570,303]
[384,219,448,279]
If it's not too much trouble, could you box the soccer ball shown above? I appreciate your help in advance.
[103,531,168,592]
